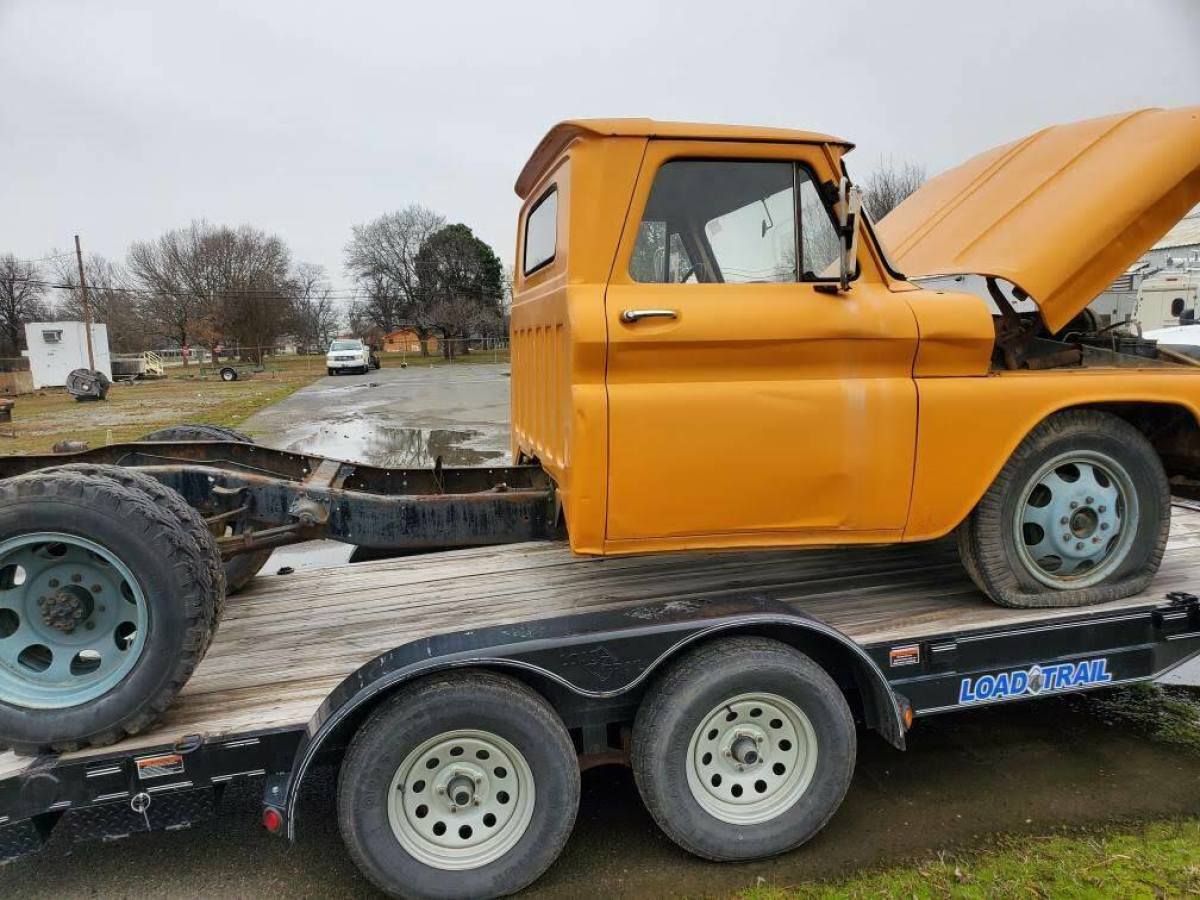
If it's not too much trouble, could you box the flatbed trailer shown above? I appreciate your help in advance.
[3,504,1200,894]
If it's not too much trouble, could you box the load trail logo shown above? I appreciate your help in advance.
[958,658,1111,704]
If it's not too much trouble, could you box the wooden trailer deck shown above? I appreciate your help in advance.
[5,504,1200,779]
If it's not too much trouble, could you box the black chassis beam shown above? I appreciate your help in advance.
[0,441,560,555]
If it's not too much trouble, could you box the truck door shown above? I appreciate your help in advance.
[603,141,919,547]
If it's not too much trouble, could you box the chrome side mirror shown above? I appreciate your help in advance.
[835,178,862,292]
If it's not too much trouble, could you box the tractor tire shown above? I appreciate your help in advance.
[37,463,226,650]
[0,471,212,753]
[140,424,254,443]
[957,409,1170,608]
[139,424,269,595]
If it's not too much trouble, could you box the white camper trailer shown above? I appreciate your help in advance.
[23,321,112,389]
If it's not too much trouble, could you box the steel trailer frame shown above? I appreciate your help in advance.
[3,588,1198,864]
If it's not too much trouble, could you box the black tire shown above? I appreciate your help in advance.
[327,367,335,376]
[35,464,225,649]
[338,671,580,900]
[138,424,266,595]
[0,472,211,753]
[223,549,272,595]
[632,637,855,862]
[957,409,1170,608]
[220,367,238,382]
[140,423,254,443]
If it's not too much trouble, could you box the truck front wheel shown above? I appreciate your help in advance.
[631,637,855,862]
[958,409,1170,608]
[337,671,579,899]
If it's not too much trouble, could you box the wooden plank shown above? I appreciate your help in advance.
[3,503,1199,777]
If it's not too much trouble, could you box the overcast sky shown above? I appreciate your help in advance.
[2,0,1197,290]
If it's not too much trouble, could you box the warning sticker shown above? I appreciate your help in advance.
[136,753,185,780]
[889,645,921,668]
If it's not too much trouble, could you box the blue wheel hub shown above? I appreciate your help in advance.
[0,533,148,709]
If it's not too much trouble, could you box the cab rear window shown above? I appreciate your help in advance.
[523,187,558,275]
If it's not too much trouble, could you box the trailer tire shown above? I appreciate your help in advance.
[138,424,268,595]
[34,463,225,649]
[0,471,211,753]
[958,409,1169,608]
[338,671,579,900]
[632,636,855,861]
[219,366,238,382]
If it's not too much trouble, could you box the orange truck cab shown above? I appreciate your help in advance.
[510,108,1200,609]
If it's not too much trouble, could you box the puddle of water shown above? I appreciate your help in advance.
[286,422,505,467]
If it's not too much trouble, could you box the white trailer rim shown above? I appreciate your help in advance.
[387,729,535,871]
[686,691,818,825]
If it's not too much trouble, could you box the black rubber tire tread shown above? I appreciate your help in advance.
[337,671,580,900]
[223,549,273,596]
[139,423,254,443]
[0,471,211,754]
[957,409,1170,608]
[37,463,226,650]
[632,636,856,862]
[136,423,266,595]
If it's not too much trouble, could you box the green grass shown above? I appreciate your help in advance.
[741,819,1200,899]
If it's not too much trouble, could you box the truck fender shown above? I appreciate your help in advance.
[276,596,905,838]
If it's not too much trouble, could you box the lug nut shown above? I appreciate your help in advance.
[1086,496,1094,504]
[1076,542,1084,551]
[71,573,82,583]
[1101,523,1109,531]
[474,775,483,784]
[1092,537,1101,543]
[755,735,764,743]
[1060,516,1069,525]
[449,804,457,813]
[435,786,445,795]
[1098,506,1107,513]
[1062,533,1071,541]
[1070,501,1078,509]
[48,579,59,588]
[91,584,102,593]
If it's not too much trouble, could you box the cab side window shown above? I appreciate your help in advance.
[629,160,840,284]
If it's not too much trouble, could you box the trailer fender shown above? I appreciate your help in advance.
[276,595,905,838]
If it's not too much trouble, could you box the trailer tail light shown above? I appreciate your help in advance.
[262,806,283,834]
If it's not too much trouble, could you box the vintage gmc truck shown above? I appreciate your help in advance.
[0,107,1198,899]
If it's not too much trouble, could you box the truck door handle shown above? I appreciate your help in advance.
[620,309,678,323]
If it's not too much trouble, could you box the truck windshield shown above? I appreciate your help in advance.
[330,341,361,351]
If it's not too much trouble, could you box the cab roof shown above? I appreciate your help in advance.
[515,118,853,198]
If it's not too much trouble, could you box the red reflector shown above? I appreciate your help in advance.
[262,807,283,833]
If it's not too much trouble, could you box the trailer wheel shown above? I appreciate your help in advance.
[632,636,855,862]
[139,424,269,595]
[219,366,238,382]
[0,471,211,753]
[37,463,226,651]
[958,409,1169,608]
[338,671,579,899]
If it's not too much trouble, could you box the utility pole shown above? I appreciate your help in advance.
[74,235,96,372]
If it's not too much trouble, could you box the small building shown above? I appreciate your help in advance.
[1093,210,1200,323]
[24,321,111,389]
[382,329,439,354]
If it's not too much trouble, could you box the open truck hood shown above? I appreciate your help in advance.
[876,107,1200,333]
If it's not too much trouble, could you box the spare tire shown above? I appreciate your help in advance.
[0,470,212,753]
[37,463,226,649]
[140,423,254,443]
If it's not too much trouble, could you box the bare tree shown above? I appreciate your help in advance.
[290,263,340,353]
[0,255,49,359]
[415,224,505,359]
[861,158,927,221]
[51,253,150,352]
[345,204,445,349]
[128,221,293,363]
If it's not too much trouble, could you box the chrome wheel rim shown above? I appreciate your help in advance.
[1014,450,1138,589]
[0,533,148,708]
[686,692,818,825]
[387,729,535,871]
